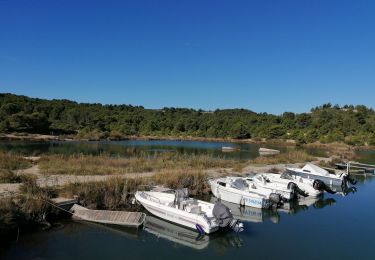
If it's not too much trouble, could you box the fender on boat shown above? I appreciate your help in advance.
[196,224,205,235]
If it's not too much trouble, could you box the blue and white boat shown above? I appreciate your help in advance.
[209,177,282,209]
[286,163,353,187]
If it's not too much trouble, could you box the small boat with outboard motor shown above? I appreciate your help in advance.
[254,172,331,197]
[135,188,244,234]
[209,176,286,209]
[246,174,297,200]
[287,163,357,187]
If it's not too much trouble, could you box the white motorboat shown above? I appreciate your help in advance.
[246,174,296,200]
[135,188,244,234]
[286,163,356,187]
[257,172,324,197]
[209,177,283,209]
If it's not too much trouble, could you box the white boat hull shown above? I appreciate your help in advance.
[135,191,219,234]
[247,175,295,200]
[287,169,343,186]
[263,173,323,197]
[209,179,271,209]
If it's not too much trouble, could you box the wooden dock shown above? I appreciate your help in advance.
[70,204,146,228]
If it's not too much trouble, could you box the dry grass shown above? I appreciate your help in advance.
[150,169,209,195]
[303,141,356,159]
[17,176,56,223]
[0,198,17,226]
[0,151,31,171]
[39,153,242,175]
[58,169,210,210]
[0,177,56,227]
[250,150,316,165]
[59,177,143,210]
[0,169,21,183]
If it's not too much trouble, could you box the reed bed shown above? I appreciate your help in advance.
[0,169,21,183]
[39,153,242,175]
[59,177,143,210]
[150,169,209,195]
[58,169,209,210]
[0,151,31,171]
[250,150,316,164]
[0,177,56,227]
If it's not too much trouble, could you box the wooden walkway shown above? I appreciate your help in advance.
[70,204,146,228]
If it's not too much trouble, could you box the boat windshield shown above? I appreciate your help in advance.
[231,178,249,190]
[280,172,293,180]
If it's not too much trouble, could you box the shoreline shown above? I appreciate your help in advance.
[1,133,375,151]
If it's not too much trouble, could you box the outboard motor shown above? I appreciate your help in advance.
[343,175,357,185]
[313,179,336,194]
[268,193,288,206]
[287,182,308,197]
[213,202,244,233]
[341,181,357,196]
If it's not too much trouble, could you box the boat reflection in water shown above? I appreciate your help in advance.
[279,196,337,215]
[210,197,280,223]
[212,195,340,222]
[143,215,210,250]
[143,215,244,250]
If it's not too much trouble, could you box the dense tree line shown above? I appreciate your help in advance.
[1,93,375,145]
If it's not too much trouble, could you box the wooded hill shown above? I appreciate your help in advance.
[1,93,374,145]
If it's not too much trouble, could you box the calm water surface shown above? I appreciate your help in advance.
[0,139,290,160]
[1,139,374,162]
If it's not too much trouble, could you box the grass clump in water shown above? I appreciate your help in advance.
[59,177,143,210]
[0,177,56,228]
[17,176,56,224]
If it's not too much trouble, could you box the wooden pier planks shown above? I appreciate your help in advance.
[70,204,146,228]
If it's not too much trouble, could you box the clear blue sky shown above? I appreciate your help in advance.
[1,0,374,114]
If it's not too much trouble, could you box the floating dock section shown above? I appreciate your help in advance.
[70,204,146,228]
